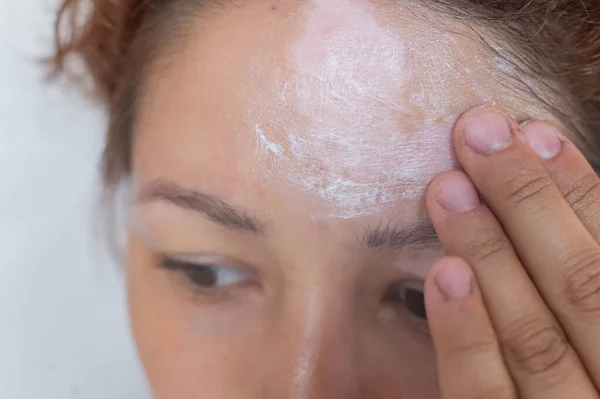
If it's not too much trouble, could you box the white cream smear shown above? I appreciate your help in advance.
[246,0,536,219]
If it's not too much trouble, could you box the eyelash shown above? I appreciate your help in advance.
[159,257,428,333]
[384,283,429,334]
[159,256,254,296]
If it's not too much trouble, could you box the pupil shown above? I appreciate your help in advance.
[405,289,427,321]
[188,267,217,287]
[383,283,427,321]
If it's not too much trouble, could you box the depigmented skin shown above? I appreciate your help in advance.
[125,1,557,398]
[241,0,552,219]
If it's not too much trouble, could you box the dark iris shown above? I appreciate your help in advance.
[161,258,217,287]
[185,266,218,287]
[384,283,427,321]
[405,288,427,320]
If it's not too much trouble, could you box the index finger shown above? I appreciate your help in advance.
[424,257,516,399]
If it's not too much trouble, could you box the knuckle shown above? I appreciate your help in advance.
[445,338,499,364]
[502,170,554,207]
[461,234,512,265]
[563,172,600,213]
[561,249,600,314]
[501,315,569,376]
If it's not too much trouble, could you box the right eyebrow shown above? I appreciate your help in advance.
[361,220,440,252]
[136,179,265,234]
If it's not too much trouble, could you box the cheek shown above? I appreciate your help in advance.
[125,235,258,398]
[364,328,440,398]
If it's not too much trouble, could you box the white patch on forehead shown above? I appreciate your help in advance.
[255,123,284,158]
[245,0,523,219]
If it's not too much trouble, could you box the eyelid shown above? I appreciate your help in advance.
[159,254,263,301]
[164,253,262,286]
[166,253,246,270]
[401,279,424,292]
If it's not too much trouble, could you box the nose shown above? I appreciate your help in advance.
[257,276,422,399]
[268,285,363,399]
[252,271,440,399]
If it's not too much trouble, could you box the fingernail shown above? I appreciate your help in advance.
[465,110,513,155]
[521,121,563,160]
[437,175,480,213]
[435,259,473,300]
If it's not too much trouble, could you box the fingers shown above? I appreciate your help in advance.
[521,121,600,241]
[449,107,600,380]
[426,172,595,398]
[424,257,516,399]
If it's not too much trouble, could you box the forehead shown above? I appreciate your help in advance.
[135,0,543,221]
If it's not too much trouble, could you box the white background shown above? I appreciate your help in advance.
[0,1,151,397]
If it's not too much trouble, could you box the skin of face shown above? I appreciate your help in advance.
[125,1,556,398]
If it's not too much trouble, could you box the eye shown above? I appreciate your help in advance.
[159,256,253,292]
[383,280,428,331]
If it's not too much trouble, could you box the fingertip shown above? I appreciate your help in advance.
[426,171,481,223]
[452,106,518,155]
[520,120,563,161]
[425,257,472,319]
[425,172,450,211]
[427,256,475,302]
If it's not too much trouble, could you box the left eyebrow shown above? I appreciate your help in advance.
[360,220,440,251]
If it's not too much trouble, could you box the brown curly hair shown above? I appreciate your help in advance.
[50,0,600,189]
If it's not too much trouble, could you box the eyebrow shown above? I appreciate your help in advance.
[137,179,264,234]
[137,179,441,251]
[361,220,440,251]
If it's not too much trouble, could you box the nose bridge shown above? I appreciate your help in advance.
[278,283,362,399]
[289,291,328,398]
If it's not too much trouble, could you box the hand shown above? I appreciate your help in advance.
[424,106,600,398]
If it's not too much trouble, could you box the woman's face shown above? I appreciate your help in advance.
[126,1,551,397]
